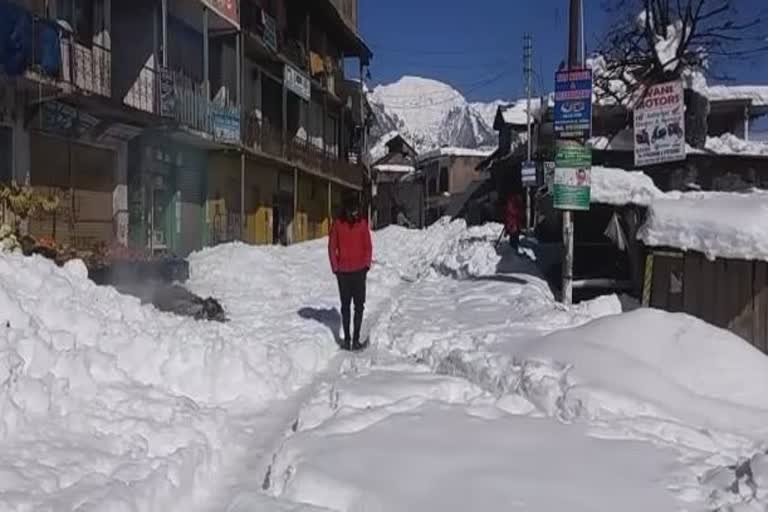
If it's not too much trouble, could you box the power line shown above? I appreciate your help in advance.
[374,69,515,110]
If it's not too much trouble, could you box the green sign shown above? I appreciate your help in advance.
[553,140,592,211]
[555,141,592,168]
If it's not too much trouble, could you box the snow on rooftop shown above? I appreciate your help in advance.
[369,130,402,162]
[590,166,665,207]
[500,98,546,126]
[418,146,494,161]
[589,129,635,152]
[705,133,768,157]
[639,189,768,262]
[704,85,768,107]
[374,164,415,174]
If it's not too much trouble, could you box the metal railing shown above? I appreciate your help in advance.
[245,112,363,187]
[26,15,111,98]
[123,64,157,114]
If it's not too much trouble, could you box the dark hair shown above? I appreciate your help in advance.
[340,192,361,221]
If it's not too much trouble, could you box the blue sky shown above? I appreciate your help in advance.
[358,0,768,102]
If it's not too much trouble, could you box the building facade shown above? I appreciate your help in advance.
[0,0,371,255]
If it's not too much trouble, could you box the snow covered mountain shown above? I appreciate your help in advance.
[368,76,505,158]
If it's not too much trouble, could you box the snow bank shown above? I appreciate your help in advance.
[590,166,665,206]
[521,309,768,430]
[373,219,503,280]
[638,190,768,261]
[270,403,685,512]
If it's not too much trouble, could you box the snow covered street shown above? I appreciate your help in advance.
[2,220,768,511]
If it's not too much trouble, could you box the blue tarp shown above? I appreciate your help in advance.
[0,0,60,77]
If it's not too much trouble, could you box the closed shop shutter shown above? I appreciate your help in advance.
[176,159,204,255]
[29,133,115,249]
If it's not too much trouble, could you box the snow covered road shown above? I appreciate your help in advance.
[2,220,768,511]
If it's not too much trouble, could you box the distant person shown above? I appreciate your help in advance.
[504,193,524,249]
[328,193,372,350]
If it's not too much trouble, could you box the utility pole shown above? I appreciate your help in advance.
[523,34,534,230]
[562,0,584,305]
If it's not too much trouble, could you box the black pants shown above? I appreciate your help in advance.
[336,269,367,344]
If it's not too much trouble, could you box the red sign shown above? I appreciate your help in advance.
[202,0,239,27]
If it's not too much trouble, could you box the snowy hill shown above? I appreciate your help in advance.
[369,76,502,157]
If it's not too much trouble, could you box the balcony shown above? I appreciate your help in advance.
[245,113,363,188]
[121,66,241,144]
[16,14,111,98]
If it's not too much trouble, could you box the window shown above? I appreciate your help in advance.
[439,166,449,193]
[57,0,94,46]
[0,127,11,184]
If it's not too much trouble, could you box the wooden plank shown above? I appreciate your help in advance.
[728,260,754,344]
[714,259,731,328]
[650,255,672,310]
[754,262,768,354]
[682,252,701,318]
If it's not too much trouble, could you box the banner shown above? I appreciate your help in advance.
[212,110,241,144]
[633,80,685,167]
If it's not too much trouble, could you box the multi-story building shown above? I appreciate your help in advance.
[0,0,371,255]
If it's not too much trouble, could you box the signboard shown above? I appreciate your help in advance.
[284,64,311,102]
[521,161,537,187]
[633,80,685,167]
[201,0,239,28]
[553,140,591,211]
[212,110,241,144]
[543,161,556,188]
[263,12,278,52]
[554,69,593,139]
[159,68,176,118]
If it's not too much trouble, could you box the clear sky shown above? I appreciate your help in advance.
[358,0,768,103]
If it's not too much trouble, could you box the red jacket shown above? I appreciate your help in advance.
[329,218,372,273]
[504,194,524,235]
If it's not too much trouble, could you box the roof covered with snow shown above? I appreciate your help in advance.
[498,98,547,127]
[704,85,768,108]
[705,133,768,157]
[590,166,665,207]
[639,190,768,262]
[418,147,494,162]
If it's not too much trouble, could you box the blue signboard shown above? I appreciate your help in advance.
[554,69,593,138]
[212,111,241,144]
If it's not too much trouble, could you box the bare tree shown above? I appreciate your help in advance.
[594,0,768,104]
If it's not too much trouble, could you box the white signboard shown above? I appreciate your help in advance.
[284,64,311,102]
[521,161,537,187]
[633,80,685,167]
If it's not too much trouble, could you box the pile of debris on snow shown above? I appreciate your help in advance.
[11,237,228,322]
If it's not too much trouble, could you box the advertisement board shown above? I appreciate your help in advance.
[553,140,591,211]
[554,69,593,139]
[633,80,685,167]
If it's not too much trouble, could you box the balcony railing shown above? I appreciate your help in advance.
[245,113,363,187]
[24,15,111,98]
[122,65,241,142]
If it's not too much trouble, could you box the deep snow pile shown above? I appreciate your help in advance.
[372,218,504,280]
[639,190,768,261]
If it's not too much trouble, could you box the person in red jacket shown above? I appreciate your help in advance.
[328,193,372,350]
